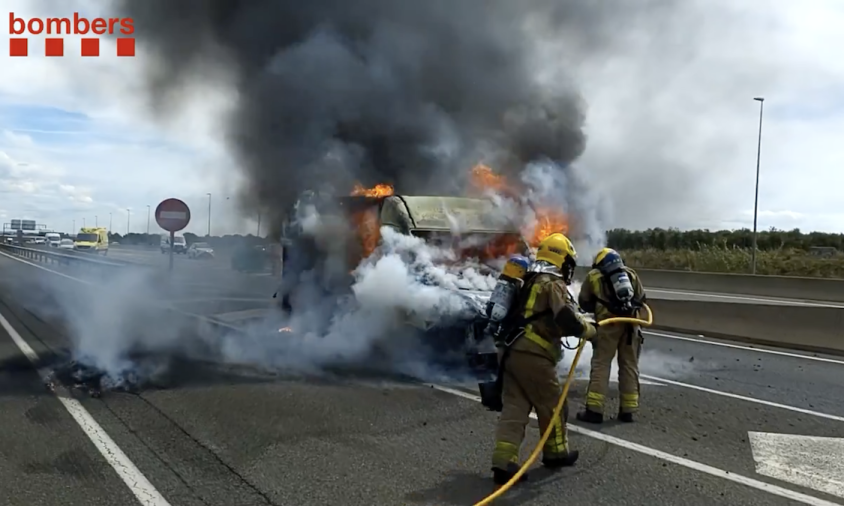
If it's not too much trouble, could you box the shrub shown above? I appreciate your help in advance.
[619,246,844,278]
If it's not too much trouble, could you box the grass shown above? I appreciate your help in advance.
[619,246,844,278]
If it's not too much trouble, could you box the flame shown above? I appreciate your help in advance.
[468,163,568,248]
[530,208,569,247]
[471,163,509,194]
[350,183,394,259]
[351,183,394,198]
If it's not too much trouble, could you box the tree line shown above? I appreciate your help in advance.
[607,228,844,251]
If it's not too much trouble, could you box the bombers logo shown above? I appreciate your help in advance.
[7,12,135,57]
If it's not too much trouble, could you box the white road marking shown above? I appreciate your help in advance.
[749,432,844,499]
[641,375,844,423]
[0,311,171,506]
[0,250,96,285]
[643,330,844,366]
[649,288,844,308]
[430,384,843,506]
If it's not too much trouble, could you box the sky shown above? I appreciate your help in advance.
[1,0,843,236]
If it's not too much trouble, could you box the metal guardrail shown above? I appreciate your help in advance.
[0,244,132,270]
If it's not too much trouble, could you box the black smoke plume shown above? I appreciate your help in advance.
[115,0,687,235]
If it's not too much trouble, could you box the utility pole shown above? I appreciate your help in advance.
[207,193,212,237]
[751,97,765,275]
[109,213,113,230]
[95,215,98,227]
[83,218,86,227]
[72,219,75,232]
[146,205,151,234]
[257,212,262,237]
[127,208,131,235]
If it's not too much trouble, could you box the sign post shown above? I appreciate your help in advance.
[154,198,191,271]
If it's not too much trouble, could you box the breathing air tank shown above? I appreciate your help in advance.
[485,254,530,324]
[596,249,635,313]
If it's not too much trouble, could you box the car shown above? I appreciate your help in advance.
[161,234,187,254]
[45,232,61,247]
[187,242,214,260]
[59,239,74,250]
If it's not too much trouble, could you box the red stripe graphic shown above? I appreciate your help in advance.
[45,38,63,57]
[81,38,99,57]
[6,37,135,57]
[9,38,27,57]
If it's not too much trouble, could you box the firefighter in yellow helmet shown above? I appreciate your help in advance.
[490,232,597,485]
[576,248,647,424]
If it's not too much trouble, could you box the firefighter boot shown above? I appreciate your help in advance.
[492,463,528,486]
[542,449,580,469]
[618,411,634,423]
[576,409,603,424]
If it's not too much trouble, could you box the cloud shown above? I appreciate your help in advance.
[0,0,245,235]
[0,0,842,235]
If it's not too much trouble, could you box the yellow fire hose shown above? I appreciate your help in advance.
[472,304,654,506]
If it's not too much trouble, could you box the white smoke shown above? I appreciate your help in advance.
[25,263,207,388]
[214,223,500,378]
[519,160,607,264]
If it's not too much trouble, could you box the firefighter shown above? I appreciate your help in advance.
[490,233,597,485]
[576,248,647,424]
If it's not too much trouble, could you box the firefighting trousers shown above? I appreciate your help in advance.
[584,325,642,414]
[491,349,570,469]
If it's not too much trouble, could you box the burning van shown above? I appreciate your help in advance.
[275,188,531,375]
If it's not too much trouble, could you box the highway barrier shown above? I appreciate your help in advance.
[575,266,844,303]
[647,298,844,355]
[0,244,132,271]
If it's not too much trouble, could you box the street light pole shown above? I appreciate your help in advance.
[95,215,98,227]
[83,218,86,227]
[207,193,212,237]
[146,205,151,234]
[751,97,765,275]
[257,212,261,237]
[127,208,131,235]
[109,213,113,230]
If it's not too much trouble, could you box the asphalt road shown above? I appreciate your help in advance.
[1,248,844,505]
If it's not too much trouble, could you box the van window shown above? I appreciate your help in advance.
[173,236,186,245]
[77,233,98,242]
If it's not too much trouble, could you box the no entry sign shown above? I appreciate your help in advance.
[155,198,191,232]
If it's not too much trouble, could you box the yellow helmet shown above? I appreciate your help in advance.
[592,247,624,271]
[593,247,616,266]
[535,233,578,270]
